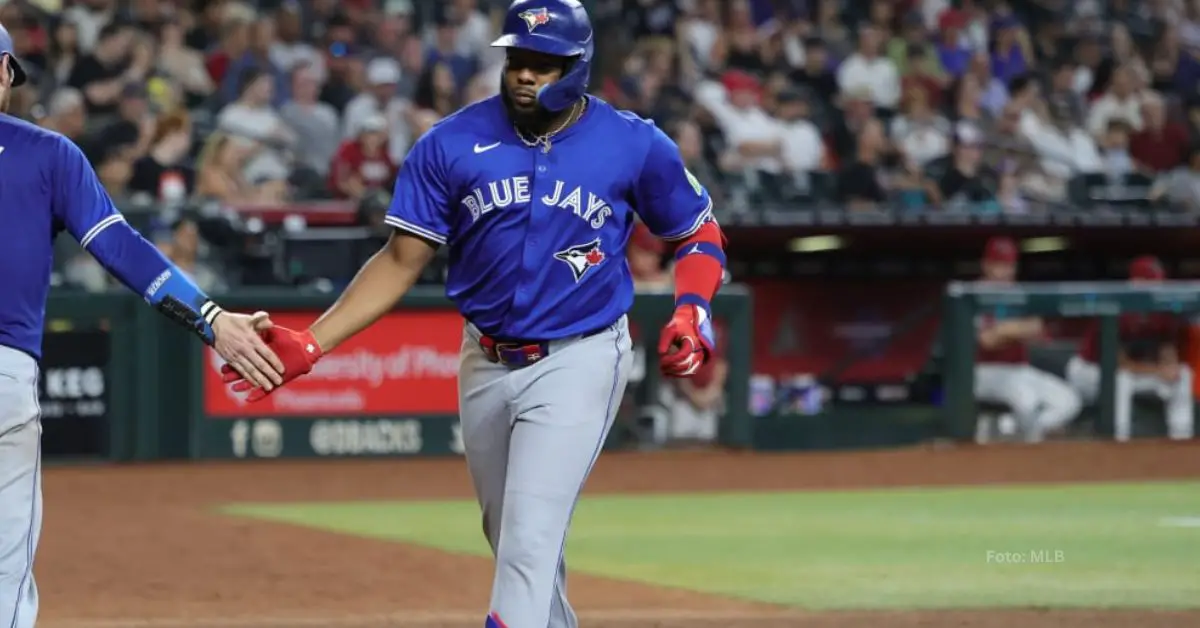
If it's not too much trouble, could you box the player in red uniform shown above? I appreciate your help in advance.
[974,237,1082,442]
[1065,256,1194,441]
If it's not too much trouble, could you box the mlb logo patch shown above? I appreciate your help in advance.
[519,7,551,32]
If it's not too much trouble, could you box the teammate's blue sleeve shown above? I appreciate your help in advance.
[49,137,224,345]
[385,132,453,245]
[632,124,715,241]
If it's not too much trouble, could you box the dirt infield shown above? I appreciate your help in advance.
[35,440,1200,628]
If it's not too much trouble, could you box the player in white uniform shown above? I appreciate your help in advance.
[973,237,1082,442]
[1065,256,1194,441]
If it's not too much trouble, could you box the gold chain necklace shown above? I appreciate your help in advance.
[514,98,585,154]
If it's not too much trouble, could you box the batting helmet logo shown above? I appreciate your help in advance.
[518,7,552,31]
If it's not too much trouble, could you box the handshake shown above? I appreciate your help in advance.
[211,312,323,402]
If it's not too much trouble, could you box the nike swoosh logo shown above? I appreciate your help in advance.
[0,146,5,156]
[474,141,501,154]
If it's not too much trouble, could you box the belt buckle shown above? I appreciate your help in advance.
[493,342,545,367]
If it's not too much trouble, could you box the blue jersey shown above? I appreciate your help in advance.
[0,115,219,359]
[385,95,713,340]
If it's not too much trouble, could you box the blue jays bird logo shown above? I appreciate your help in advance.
[519,7,551,32]
[554,239,606,282]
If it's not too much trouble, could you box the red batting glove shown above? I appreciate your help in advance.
[220,326,323,401]
[657,304,716,378]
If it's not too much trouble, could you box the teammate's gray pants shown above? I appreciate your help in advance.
[459,317,632,628]
[0,346,42,628]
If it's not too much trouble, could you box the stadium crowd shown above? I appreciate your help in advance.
[4,0,1200,289]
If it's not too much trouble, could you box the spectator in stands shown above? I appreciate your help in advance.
[129,110,196,204]
[95,151,134,205]
[67,22,139,117]
[343,57,410,156]
[65,0,117,54]
[671,119,723,207]
[396,32,429,99]
[901,43,947,110]
[47,19,82,88]
[328,114,398,201]
[270,3,325,83]
[970,52,1008,117]
[777,88,826,174]
[679,0,721,75]
[205,16,251,88]
[156,20,215,108]
[195,133,288,204]
[40,88,88,144]
[319,46,366,114]
[837,117,889,210]
[1072,33,1107,97]
[889,11,940,78]
[935,9,972,78]
[424,15,476,88]
[791,37,837,112]
[830,87,876,161]
[1046,56,1087,126]
[1150,145,1200,212]
[216,67,297,191]
[711,0,766,75]
[1022,97,1102,180]
[697,70,783,183]
[938,123,998,211]
[1131,91,1190,173]
[1099,120,1136,179]
[891,86,951,167]
[812,0,852,60]
[1149,23,1200,95]
[659,324,727,445]
[88,83,154,163]
[988,14,1031,86]
[280,65,341,179]
[413,60,463,119]
[219,16,289,108]
[443,0,493,62]
[837,24,900,116]
[158,217,228,294]
[1110,23,1150,89]
[1087,64,1143,139]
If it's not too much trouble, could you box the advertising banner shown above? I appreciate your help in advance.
[202,310,464,417]
[39,328,110,458]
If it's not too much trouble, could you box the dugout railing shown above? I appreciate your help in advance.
[940,281,1200,441]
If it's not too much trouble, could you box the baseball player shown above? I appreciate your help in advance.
[1065,256,1195,441]
[220,2,727,627]
[974,237,1082,442]
[0,28,283,628]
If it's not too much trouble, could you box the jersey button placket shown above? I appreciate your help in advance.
[512,152,548,315]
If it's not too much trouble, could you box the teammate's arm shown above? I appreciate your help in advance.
[633,123,728,377]
[48,136,284,389]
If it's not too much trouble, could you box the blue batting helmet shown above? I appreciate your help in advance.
[0,22,26,87]
[490,0,593,112]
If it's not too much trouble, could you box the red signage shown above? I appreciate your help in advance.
[203,311,464,417]
[746,278,942,381]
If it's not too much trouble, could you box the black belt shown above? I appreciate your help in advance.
[477,323,611,368]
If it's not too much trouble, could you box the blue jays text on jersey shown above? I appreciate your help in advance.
[385,94,713,341]
[462,176,613,229]
[0,116,222,359]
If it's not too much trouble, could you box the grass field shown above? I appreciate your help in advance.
[222,480,1200,610]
